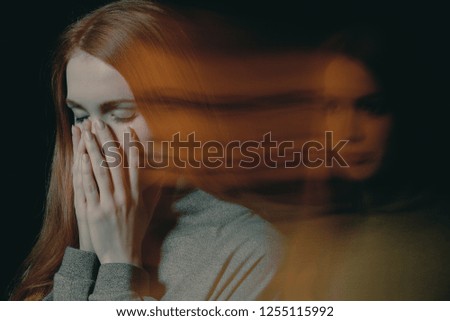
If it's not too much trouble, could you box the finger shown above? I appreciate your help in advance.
[128,127,141,200]
[83,119,92,132]
[93,120,126,196]
[83,130,114,202]
[76,128,86,155]
[76,129,86,193]
[73,150,84,205]
[81,153,99,207]
[74,130,87,208]
[72,125,81,160]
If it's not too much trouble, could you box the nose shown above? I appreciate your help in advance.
[345,108,365,143]
[88,116,101,134]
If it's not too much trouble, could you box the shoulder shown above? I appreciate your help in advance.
[160,189,284,300]
[172,189,278,233]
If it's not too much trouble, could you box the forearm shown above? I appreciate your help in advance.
[89,263,155,300]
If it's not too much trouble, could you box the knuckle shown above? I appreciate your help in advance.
[118,204,129,215]
[114,196,126,207]
[98,166,109,177]
[98,198,115,212]
[85,183,97,194]
[129,199,138,210]
[101,201,114,212]
[114,194,128,209]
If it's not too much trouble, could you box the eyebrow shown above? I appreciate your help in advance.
[324,92,382,101]
[355,92,383,104]
[138,90,322,111]
[66,99,136,112]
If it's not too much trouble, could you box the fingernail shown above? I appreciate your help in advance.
[71,125,75,135]
[128,127,136,139]
[82,153,89,163]
[95,120,105,130]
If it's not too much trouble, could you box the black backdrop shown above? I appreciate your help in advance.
[2,0,448,300]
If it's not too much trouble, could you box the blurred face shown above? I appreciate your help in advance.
[66,50,152,179]
[323,56,393,181]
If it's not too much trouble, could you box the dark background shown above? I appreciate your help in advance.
[2,0,448,300]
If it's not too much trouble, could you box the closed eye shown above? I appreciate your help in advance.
[109,107,138,123]
[67,107,89,124]
[66,99,138,124]
[74,115,89,124]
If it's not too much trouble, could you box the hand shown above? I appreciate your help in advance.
[80,120,158,267]
[72,123,95,252]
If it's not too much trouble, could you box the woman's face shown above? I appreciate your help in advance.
[323,56,393,181]
[66,50,152,176]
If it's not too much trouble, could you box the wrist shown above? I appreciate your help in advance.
[98,252,143,269]
[79,237,95,252]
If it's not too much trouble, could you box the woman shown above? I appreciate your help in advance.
[10,0,281,300]
[257,28,450,300]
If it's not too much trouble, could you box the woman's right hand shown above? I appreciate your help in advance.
[72,120,159,265]
[72,123,95,252]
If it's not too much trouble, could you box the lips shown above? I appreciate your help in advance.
[341,152,374,166]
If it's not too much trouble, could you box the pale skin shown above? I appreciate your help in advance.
[67,50,159,268]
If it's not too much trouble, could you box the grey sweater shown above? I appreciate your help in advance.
[44,189,283,300]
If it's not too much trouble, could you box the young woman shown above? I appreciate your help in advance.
[257,28,450,300]
[10,0,282,300]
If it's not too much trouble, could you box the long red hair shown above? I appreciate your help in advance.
[10,0,191,300]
